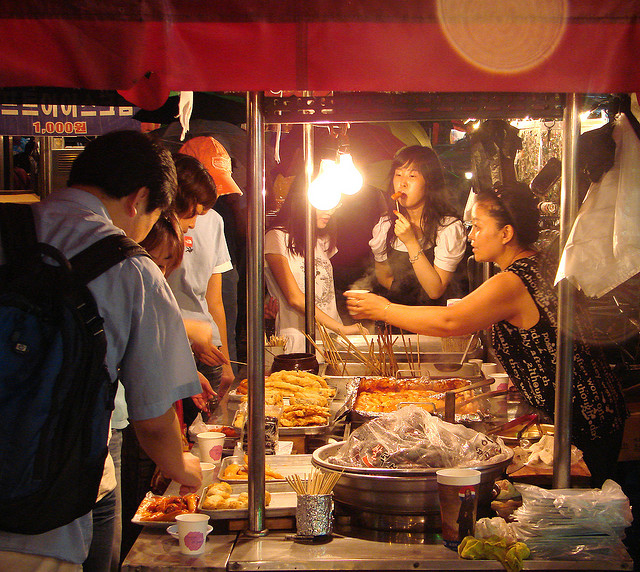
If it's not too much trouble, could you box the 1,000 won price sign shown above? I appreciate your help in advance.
[33,121,88,135]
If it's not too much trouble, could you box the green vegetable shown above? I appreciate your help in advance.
[458,535,530,572]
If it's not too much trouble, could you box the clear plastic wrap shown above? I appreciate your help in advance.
[327,405,511,469]
[511,480,633,562]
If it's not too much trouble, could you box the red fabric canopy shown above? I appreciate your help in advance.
[1,0,639,95]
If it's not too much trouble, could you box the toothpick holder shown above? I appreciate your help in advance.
[295,494,333,537]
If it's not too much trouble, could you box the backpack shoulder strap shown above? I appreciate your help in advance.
[0,203,38,266]
[70,234,150,285]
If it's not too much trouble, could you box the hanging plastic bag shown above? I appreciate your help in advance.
[556,114,640,297]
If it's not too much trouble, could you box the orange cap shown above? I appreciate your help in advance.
[179,136,243,195]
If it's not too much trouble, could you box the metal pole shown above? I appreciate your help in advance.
[246,91,267,535]
[303,123,316,354]
[553,93,580,489]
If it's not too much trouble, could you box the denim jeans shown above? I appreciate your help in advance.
[83,488,116,572]
[108,429,123,570]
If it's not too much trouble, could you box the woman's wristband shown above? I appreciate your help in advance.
[383,301,392,323]
[409,250,424,264]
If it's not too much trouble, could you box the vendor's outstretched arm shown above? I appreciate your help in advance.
[267,252,361,336]
[346,271,529,336]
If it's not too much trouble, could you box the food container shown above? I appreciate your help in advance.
[271,352,319,375]
[312,442,512,521]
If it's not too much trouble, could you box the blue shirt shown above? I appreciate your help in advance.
[0,188,201,563]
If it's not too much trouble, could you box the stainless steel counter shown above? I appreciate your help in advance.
[121,528,236,571]
[123,529,633,571]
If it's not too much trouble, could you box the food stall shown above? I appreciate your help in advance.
[0,1,639,570]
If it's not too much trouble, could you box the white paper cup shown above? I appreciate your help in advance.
[490,373,510,392]
[480,362,499,377]
[196,431,225,464]
[436,469,481,550]
[199,462,215,492]
[175,513,210,556]
[344,289,370,297]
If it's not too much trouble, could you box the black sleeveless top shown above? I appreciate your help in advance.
[492,255,627,441]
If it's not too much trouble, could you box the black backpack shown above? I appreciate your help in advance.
[0,202,149,534]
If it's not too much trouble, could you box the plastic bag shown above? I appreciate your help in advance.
[328,405,511,469]
[475,516,518,544]
[512,480,632,538]
[556,114,640,297]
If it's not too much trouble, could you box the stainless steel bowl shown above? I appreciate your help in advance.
[312,442,513,517]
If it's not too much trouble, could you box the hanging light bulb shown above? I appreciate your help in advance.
[307,159,342,210]
[336,153,363,195]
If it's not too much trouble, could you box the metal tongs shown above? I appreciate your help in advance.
[487,413,539,438]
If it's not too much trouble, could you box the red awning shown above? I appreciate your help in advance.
[0,0,639,96]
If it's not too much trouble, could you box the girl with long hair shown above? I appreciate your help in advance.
[265,180,361,353]
[370,145,468,306]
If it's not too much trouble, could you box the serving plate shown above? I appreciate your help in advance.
[131,491,199,528]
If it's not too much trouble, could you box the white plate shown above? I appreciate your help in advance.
[166,524,213,539]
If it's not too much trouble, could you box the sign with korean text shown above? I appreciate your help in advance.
[0,103,141,136]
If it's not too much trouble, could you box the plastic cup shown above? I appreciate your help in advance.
[468,358,483,367]
[436,468,481,550]
[175,513,210,556]
[196,431,225,465]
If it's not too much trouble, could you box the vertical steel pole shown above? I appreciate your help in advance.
[246,92,267,535]
[553,93,580,489]
[303,123,316,354]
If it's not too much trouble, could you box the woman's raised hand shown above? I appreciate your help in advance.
[393,210,418,248]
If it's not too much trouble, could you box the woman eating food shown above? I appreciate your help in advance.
[368,145,468,306]
[347,181,627,487]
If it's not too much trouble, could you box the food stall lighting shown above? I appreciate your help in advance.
[464,171,473,180]
[336,153,363,195]
[473,121,481,130]
[308,159,342,210]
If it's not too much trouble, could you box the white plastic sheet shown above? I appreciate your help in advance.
[555,114,640,297]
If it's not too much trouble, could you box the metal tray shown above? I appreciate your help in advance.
[198,481,297,519]
[279,422,331,436]
[217,453,314,483]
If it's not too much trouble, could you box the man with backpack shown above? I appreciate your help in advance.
[0,130,202,570]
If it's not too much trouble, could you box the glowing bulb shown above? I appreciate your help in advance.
[465,171,473,180]
[336,153,364,195]
[308,159,341,210]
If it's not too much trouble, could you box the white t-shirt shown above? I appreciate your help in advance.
[369,215,467,272]
[168,209,232,346]
[265,228,342,353]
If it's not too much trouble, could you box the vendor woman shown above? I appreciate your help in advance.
[347,181,627,487]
